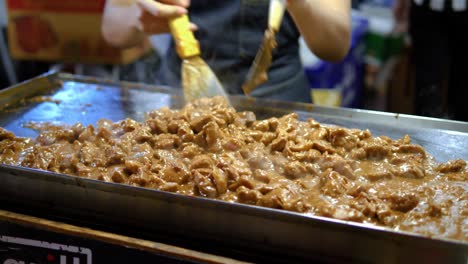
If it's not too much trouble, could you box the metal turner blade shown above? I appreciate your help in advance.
[242,0,286,96]
[169,15,229,103]
[181,57,229,102]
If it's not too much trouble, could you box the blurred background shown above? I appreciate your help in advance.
[0,0,448,117]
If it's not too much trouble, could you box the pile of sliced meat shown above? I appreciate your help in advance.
[0,97,467,241]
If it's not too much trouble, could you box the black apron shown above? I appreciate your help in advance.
[161,0,310,103]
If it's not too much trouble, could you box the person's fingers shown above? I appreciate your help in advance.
[139,9,170,34]
[143,22,169,34]
[137,0,187,17]
[159,0,190,8]
[136,0,195,35]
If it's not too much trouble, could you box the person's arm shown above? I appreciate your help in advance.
[287,0,351,62]
[101,0,190,48]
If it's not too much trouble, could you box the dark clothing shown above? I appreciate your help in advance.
[410,1,468,121]
[161,0,310,103]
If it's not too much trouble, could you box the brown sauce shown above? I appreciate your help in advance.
[0,97,466,241]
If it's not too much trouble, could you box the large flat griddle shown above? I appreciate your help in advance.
[0,71,467,263]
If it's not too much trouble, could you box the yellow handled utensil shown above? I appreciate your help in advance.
[169,15,229,103]
[242,0,286,96]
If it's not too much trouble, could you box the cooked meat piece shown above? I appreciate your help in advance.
[177,122,195,142]
[193,169,217,198]
[394,162,425,179]
[356,161,394,181]
[386,192,420,212]
[260,132,276,145]
[181,144,204,159]
[237,176,256,190]
[284,161,308,179]
[146,119,168,134]
[332,206,365,222]
[190,155,214,170]
[287,140,313,153]
[77,125,96,142]
[108,165,127,183]
[397,144,427,157]
[253,169,271,183]
[0,127,15,141]
[222,138,242,151]
[270,137,287,152]
[320,169,351,197]
[204,121,221,148]
[363,143,390,160]
[436,159,466,173]
[329,127,358,150]
[258,187,289,209]
[153,134,180,150]
[237,186,262,205]
[318,154,356,179]
[252,120,270,132]
[247,151,274,171]
[160,182,179,192]
[311,140,335,154]
[190,115,213,133]
[236,111,256,126]
[212,167,228,194]
[162,166,189,184]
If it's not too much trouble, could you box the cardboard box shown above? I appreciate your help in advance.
[6,0,152,64]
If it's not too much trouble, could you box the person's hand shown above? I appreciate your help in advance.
[393,0,409,33]
[136,0,197,34]
[103,0,196,47]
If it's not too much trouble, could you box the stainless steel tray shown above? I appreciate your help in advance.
[0,71,467,263]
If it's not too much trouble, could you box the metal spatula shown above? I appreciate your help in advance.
[168,15,229,102]
[242,0,286,96]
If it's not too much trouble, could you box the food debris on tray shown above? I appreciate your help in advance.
[0,97,466,242]
[23,96,62,105]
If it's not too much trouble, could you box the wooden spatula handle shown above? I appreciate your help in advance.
[269,0,286,32]
[169,15,200,59]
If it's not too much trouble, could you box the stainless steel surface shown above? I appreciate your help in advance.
[0,72,467,263]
